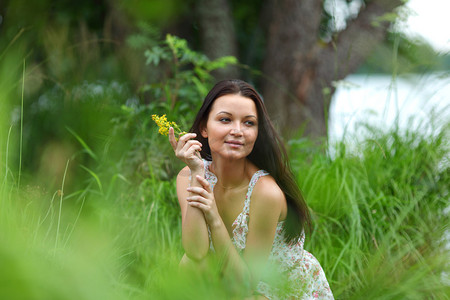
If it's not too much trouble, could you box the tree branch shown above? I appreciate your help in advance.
[317,0,405,81]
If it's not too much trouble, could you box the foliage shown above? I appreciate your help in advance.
[359,31,448,74]
[1,38,448,297]
[289,120,450,298]
[140,33,237,114]
[0,4,448,298]
[112,33,236,181]
[1,113,449,299]
[3,26,236,189]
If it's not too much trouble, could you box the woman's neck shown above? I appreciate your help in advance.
[209,155,249,189]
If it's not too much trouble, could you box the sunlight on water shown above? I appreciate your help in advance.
[329,72,450,143]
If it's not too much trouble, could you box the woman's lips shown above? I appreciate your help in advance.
[225,140,244,147]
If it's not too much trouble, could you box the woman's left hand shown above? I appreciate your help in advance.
[186,175,221,227]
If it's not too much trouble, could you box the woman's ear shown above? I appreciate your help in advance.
[201,126,208,138]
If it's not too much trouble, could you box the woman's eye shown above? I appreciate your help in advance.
[245,121,255,126]
[219,118,230,122]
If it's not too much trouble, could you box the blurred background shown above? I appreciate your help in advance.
[0,0,449,299]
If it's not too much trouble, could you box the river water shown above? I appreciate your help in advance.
[329,72,450,143]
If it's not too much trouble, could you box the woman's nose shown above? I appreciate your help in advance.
[230,125,243,135]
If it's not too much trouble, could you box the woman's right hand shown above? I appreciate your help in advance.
[169,127,204,172]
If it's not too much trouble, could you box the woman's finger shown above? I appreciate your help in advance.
[178,132,197,144]
[176,143,202,161]
[185,145,202,158]
[186,195,208,203]
[168,127,177,150]
[195,175,212,193]
[187,201,208,210]
[180,140,202,152]
[176,135,200,156]
[177,141,202,160]
[187,186,209,197]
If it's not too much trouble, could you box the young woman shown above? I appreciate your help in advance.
[169,80,333,299]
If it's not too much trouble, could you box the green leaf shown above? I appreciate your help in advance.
[371,12,399,28]
[80,165,103,194]
[206,56,237,71]
[66,127,98,161]
[145,46,170,66]
[191,77,209,97]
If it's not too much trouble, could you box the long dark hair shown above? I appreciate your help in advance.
[190,79,311,243]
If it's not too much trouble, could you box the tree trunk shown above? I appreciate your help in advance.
[262,0,404,140]
[196,0,239,80]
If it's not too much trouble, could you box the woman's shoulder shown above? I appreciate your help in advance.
[251,173,286,209]
[248,173,287,225]
[177,166,191,178]
[176,166,191,188]
[253,174,284,196]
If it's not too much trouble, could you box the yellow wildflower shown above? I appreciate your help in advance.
[152,114,187,138]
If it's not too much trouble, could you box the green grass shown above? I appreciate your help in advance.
[290,123,450,298]
[1,33,449,299]
[1,115,449,299]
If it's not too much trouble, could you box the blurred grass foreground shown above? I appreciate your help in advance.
[1,32,450,299]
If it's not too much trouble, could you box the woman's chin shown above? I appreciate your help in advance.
[213,149,248,160]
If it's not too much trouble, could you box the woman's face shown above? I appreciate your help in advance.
[201,94,258,160]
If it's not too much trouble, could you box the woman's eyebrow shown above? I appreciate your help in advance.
[216,111,257,119]
[216,111,232,116]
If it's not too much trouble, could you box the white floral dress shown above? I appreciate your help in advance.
[203,160,334,299]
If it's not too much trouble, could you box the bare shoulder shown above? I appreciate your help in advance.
[177,166,191,184]
[176,166,190,200]
[251,175,286,214]
[247,174,287,236]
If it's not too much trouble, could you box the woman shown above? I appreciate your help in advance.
[169,80,333,299]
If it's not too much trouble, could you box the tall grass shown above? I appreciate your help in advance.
[290,121,450,299]
[1,32,449,300]
[1,111,448,299]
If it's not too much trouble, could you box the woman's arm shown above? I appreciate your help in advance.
[177,167,210,261]
[169,128,210,261]
[243,176,286,286]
